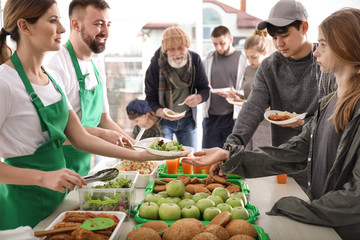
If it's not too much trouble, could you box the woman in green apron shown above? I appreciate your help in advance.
[0,0,171,230]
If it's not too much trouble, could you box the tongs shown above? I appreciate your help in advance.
[83,168,119,183]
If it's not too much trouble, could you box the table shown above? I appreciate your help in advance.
[34,176,341,240]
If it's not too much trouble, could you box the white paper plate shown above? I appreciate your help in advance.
[264,110,307,125]
[226,97,246,106]
[134,137,193,157]
[163,108,186,118]
[211,87,231,93]
[43,211,126,240]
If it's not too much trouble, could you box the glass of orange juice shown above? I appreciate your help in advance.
[276,174,287,184]
[166,159,178,174]
[193,166,203,174]
[182,161,193,174]
[203,165,211,174]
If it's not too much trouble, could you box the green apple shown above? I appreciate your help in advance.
[216,203,233,212]
[181,192,192,199]
[181,205,200,219]
[167,197,181,204]
[158,192,168,198]
[192,193,206,203]
[231,206,249,220]
[230,192,248,206]
[207,195,223,206]
[196,198,215,213]
[212,187,230,202]
[178,199,196,209]
[139,202,159,220]
[157,197,175,206]
[144,193,163,204]
[225,197,244,208]
[159,203,181,221]
[199,192,210,198]
[166,180,186,197]
[203,207,221,221]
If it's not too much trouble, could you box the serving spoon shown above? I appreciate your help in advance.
[83,168,119,183]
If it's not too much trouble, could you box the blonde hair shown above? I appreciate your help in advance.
[244,29,268,53]
[0,0,56,64]
[320,8,360,132]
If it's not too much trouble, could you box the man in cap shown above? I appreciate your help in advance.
[145,27,210,149]
[202,25,247,149]
[226,0,335,190]
[46,0,134,176]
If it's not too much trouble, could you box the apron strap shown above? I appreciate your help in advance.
[10,52,47,131]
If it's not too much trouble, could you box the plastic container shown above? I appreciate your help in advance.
[158,162,243,179]
[43,211,126,240]
[132,222,270,240]
[78,171,139,218]
[112,161,162,188]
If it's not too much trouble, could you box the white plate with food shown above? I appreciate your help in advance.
[135,137,193,157]
[163,108,186,118]
[264,110,307,125]
[226,97,246,106]
[211,87,231,93]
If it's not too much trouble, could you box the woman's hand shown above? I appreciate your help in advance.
[181,147,229,167]
[40,169,87,193]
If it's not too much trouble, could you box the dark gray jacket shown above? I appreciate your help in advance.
[222,94,360,237]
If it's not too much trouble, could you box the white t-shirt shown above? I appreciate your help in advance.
[0,64,72,158]
[45,46,110,120]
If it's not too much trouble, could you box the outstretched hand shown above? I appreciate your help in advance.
[181,147,229,167]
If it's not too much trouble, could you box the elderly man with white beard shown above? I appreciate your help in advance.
[145,27,210,149]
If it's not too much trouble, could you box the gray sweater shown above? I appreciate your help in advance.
[226,49,322,147]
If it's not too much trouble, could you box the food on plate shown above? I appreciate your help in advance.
[204,224,230,240]
[149,139,183,151]
[115,160,158,174]
[267,111,298,121]
[162,218,204,240]
[209,211,232,226]
[44,212,119,240]
[224,219,257,238]
[127,227,162,240]
[192,232,220,240]
[167,110,180,115]
[232,98,245,102]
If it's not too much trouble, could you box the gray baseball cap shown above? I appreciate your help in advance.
[257,0,308,30]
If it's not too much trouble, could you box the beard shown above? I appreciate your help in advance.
[168,54,188,68]
[80,26,106,54]
[217,44,231,56]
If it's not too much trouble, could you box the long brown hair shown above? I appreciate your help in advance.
[320,8,360,132]
[128,112,160,128]
[0,0,56,64]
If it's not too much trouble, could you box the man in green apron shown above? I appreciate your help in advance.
[47,0,134,176]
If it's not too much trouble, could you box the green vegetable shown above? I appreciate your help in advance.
[92,176,132,189]
[149,140,182,151]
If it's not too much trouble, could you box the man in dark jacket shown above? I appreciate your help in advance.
[145,27,210,149]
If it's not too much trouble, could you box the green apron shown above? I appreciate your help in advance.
[63,40,103,176]
[0,52,69,230]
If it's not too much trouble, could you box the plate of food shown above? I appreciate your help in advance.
[163,108,186,118]
[226,97,246,106]
[210,87,231,93]
[264,110,307,125]
[135,137,193,157]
